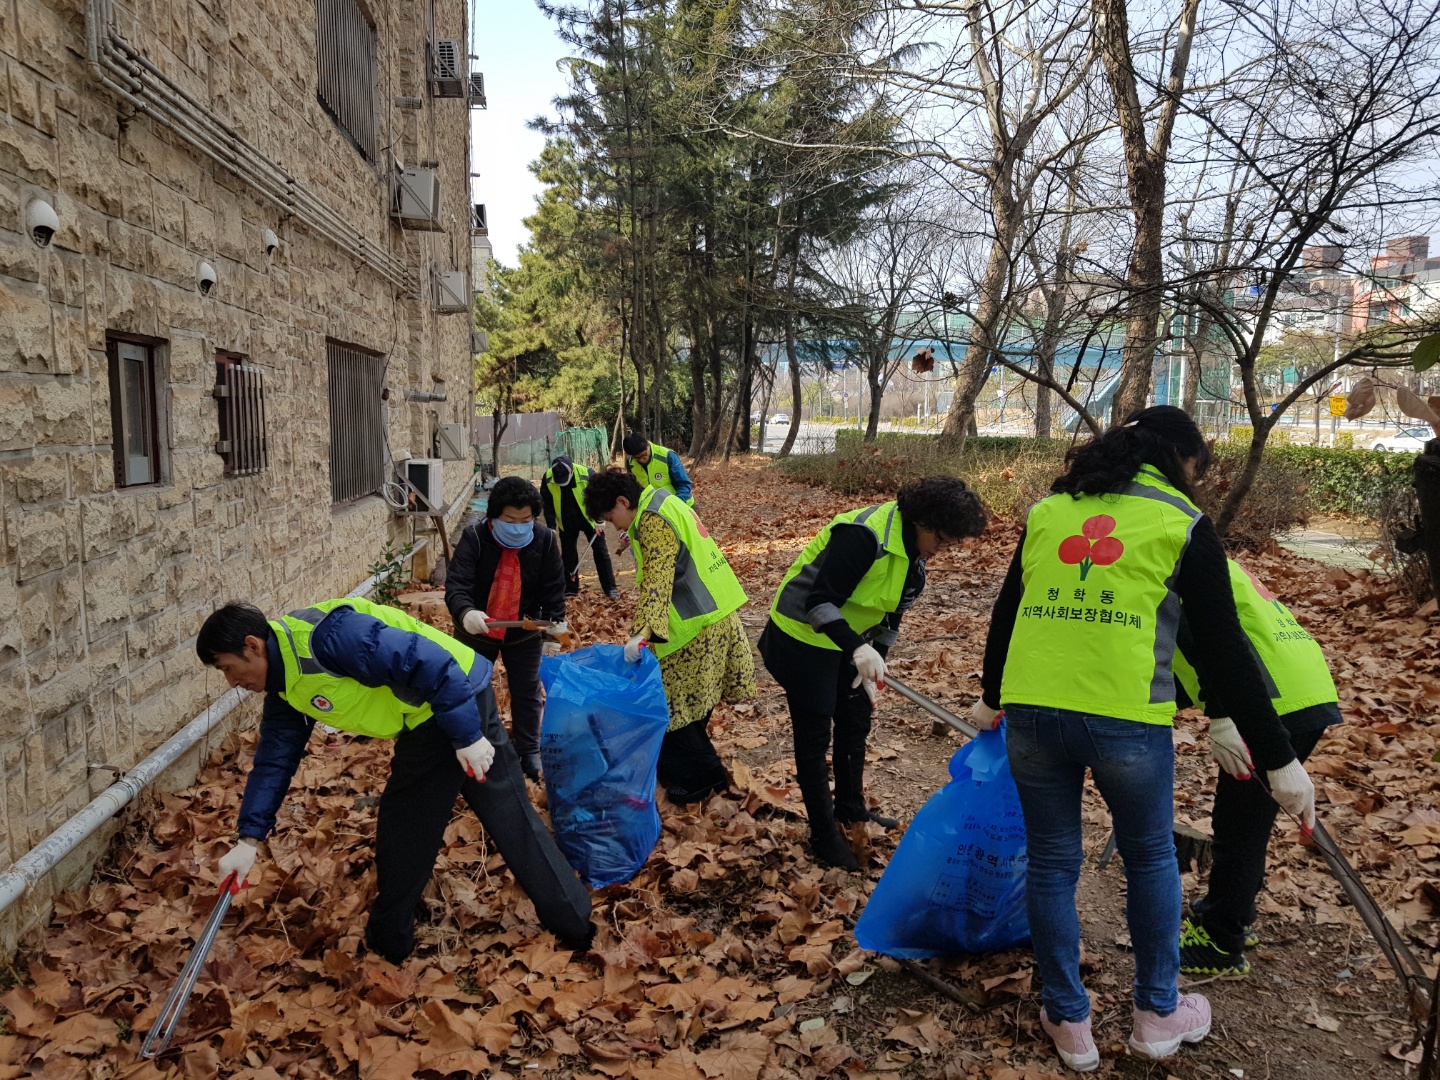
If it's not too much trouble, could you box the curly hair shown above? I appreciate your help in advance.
[1051,405,1209,502]
[896,475,988,540]
[582,467,643,519]
[487,476,542,518]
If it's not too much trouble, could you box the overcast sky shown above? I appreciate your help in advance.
[468,1,570,266]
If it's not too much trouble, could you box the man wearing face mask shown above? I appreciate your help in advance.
[446,476,568,782]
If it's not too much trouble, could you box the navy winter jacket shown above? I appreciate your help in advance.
[235,605,494,841]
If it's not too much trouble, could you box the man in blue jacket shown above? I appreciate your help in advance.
[196,597,593,964]
[622,432,693,505]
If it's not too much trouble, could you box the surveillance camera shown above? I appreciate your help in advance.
[262,228,279,257]
[197,260,217,295]
[25,198,58,249]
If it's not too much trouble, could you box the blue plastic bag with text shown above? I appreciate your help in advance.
[854,726,1029,957]
[538,644,670,888]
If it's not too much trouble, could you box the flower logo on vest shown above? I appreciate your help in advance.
[310,694,334,712]
[1237,561,1283,611]
[1058,515,1124,580]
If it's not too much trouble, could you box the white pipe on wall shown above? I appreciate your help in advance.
[0,539,430,918]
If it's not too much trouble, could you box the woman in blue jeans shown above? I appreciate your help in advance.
[975,406,1317,1072]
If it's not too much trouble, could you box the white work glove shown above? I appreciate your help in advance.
[850,643,886,705]
[456,736,496,780]
[624,634,647,663]
[462,609,490,636]
[218,840,257,889]
[546,621,570,638]
[1208,717,1254,779]
[1267,759,1317,831]
[970,700,1003,731]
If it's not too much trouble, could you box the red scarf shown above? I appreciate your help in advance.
[485,525,522,640]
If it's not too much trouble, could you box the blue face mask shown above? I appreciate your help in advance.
[491,518,535,549]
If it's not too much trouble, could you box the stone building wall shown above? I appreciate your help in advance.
[0,0,476,947]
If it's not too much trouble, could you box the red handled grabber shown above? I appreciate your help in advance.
[140,871,240,1058]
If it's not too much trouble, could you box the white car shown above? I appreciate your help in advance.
[770,413,790,425]
[1371,426,1433,452]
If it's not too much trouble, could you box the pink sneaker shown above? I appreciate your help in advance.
[1128,993,1212,1059]
[1040,1009,1100,1072]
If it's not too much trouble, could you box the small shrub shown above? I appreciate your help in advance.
[1199,446,1312,548]
[1216,438,1414,517]
[367,540,415,606]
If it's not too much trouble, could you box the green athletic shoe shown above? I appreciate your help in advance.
[1179,919,1251,977]
[1243,924,1259,949]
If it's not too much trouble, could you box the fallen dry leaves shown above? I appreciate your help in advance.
[1,457,1436,1079]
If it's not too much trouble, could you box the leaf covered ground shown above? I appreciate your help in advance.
[3,457,1438,1080]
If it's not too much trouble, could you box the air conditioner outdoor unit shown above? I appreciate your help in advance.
[430,39,466,98]
[391,166,443,230]
[402,458,446,513]
[434,270,469,313]
[467,72,487,108]
[437,423,469,461]
[471,203,488,234]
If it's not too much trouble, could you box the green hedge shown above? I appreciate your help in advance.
[833,428,1068,455]
[1213,440,1414,517]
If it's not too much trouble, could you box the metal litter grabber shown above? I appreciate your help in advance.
[140,871,239,1059]
[883,675,980,739]
[482,619,575,648]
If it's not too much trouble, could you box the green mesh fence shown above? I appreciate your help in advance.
[484,426,610,484]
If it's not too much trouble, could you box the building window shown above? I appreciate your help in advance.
[327,340,387,503]
[214,352,269,477]
[315,0,378,161]
[107,338,161,488]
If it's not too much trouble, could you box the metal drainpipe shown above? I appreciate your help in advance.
[0,540,429,918]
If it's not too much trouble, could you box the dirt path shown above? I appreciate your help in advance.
[2,457,1436,1080]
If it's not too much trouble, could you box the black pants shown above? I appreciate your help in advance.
[473,633,544,758]
[1194,726,1325,951]
[560,523,616,594]
[365,686,592,963]
[788,665,874,834]
[655,711,728,800]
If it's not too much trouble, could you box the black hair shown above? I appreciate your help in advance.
[487,475,542,518]
[197,602,270,664]
[583,467,644,519]
[896,476,988,540]
[621,433,648,457]
[1051,405,1210,502]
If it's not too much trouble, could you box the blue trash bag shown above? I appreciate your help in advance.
[538,644,671,888]
[853,727,1029,957]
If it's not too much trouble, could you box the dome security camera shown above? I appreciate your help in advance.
[25,198,58,248]
[262,228,279,257]
[197,260,217,295]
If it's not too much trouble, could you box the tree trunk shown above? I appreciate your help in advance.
[865,353,884,441]
[779,313,803,457]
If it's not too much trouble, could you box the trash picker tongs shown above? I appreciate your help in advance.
[883,675,980,739]
[139,871,239,1059]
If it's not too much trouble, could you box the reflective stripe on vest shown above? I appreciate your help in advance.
[768,501,910,651]
[628,488,747,658]
[1000,466,1201,725]
[1173,559,1338,716]
[544,463,593,532]
[269,596,479,738]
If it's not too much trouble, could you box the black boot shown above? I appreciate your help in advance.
[797,769,858,870]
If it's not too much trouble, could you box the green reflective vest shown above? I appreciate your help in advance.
[629,442,688,503]
[269,596,479,738]
[1173,559,1337,716]
[769,501,911,651]
[629,488,747,658]
[543,463,594,532]
[1000,466,1201,725]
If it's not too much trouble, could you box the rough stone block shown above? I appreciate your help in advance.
[14,504,72,581]
[0,661,31,747]
[7,66,38,131]
[151,183,186,246]
[0,577,18,665]
[8,452,67,504]
[82,553,127,641]
[0,115,57,187]
[27,659,92,724]
[184,200,215,253]
[79,496,117,560]
[0,234,42,285]
[0,279,54,373]
[32,377,90,447]
[59,123,122,218]
[18,578,54,655]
